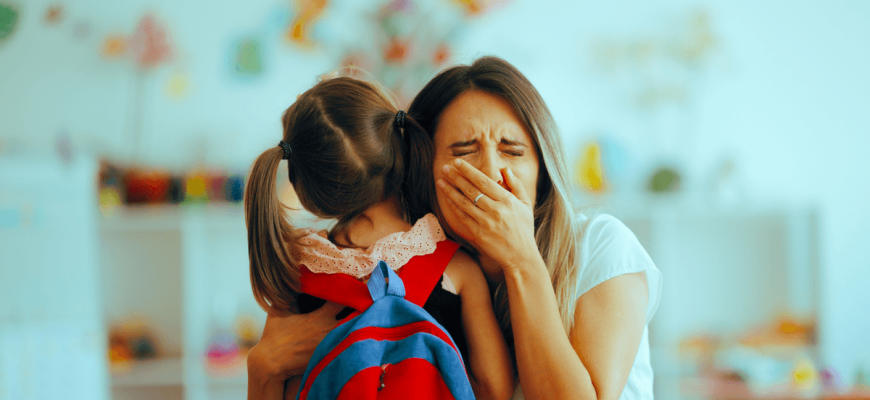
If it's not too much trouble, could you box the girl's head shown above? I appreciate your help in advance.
[245,77,432,314]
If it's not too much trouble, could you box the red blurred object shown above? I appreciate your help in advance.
[129,14,173,69]
[124,170,170,204]
[433,44,450,65]
[207,174,228,202]
[384,39,408,63]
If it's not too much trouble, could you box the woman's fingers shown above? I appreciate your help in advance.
[437,178,485,221]
[503,167,532,206]
[450,159,507,201]
[441,164,492,211]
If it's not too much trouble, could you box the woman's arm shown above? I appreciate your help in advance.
[437,160,648,399]
[247,301,345,400]
[446,250,516,400]
[504,257,648,399]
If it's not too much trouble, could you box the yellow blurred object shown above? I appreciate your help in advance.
[99,187,122,216]
[101,35,127,58]
[792,356,818,392]
[739,315,815,348]
[185,173,208,202]
[165,71,190,99]
[285,0,327,45]
[576,142,607,193]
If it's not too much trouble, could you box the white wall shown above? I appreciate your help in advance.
[2,0,868,381]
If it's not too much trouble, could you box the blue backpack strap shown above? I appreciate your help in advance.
[367,261,406,301]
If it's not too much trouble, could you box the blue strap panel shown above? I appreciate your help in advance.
[367,260,406,301]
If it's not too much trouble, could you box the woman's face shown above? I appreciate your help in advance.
[432,90,540,244]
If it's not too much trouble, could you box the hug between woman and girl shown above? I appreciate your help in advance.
[244,56,662,400]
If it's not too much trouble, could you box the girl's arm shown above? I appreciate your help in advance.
[446,250,516,400]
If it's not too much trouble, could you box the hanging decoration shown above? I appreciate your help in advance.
[325,0,512,106]
[72,20,91,39]
[285,0,328,46]
[164,70,190,100]
[0,2,19,45]
[450,0,509,16]
[43,4,64,25]
[232,37,264,77]
[129,13,174,69]
[101,34,127,59]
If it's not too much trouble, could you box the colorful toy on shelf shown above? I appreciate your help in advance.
[207,173,228,202]
[234,315,261,355]
[124,169,171,204]
[98,160,246,206]
[205,330,241,372]
[225,175,245,203]
[107,317,162,371]
[792,355,819,394]
[184,171,209,203]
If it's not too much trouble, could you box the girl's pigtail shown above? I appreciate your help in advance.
[399,114,435,222]
[244,146,302,314]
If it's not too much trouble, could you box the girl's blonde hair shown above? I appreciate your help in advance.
[245,77,433,314]
[407,56,586,341]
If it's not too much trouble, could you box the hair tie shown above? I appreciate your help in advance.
[395,110,406,129]
[278,140,292,160]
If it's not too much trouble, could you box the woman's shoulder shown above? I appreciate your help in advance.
[576,213,646,260]
[575,213,662,321]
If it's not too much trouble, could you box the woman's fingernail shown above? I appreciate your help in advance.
[454,159,462,167]
[507,167,514,176]
[437,179,446,188]
[441,164,450,174]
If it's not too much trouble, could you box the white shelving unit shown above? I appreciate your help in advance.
[101,204,264,400]
[585,194,819,400]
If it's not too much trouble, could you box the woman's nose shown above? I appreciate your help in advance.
[477,150,503,184]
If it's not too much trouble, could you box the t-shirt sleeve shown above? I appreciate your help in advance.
[575,214,662,323]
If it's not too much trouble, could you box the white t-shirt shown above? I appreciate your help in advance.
[512,213,662,400]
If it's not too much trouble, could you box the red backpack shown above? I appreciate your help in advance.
[296,240,475,400]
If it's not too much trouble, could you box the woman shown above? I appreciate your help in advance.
[247,57,661,400]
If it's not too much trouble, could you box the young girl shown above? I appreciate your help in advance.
[244,77,515,400]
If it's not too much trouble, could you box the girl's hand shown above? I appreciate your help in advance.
[436,159,540,272]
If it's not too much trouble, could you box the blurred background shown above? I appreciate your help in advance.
[1,0,869,399]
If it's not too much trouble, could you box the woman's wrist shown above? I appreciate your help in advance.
[502,252,548,288]
[247,343,284,386]
[501,248,546,276]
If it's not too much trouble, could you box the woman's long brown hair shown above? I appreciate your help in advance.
[408,56,584,356]
[245,77,433,314]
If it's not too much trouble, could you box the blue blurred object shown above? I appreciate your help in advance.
[225,175,245,203]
